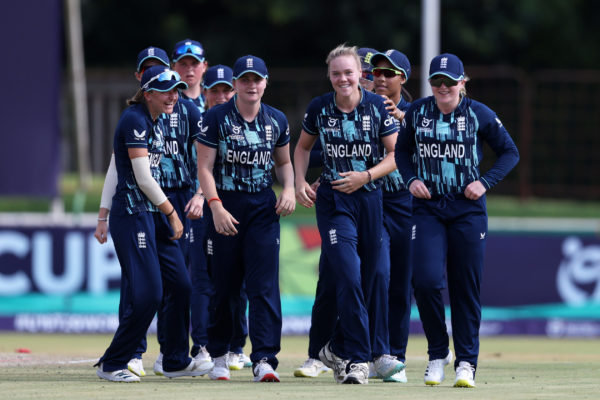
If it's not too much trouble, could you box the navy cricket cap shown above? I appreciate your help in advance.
[429,53,464,80]
[136,47,169,72]
[172,39,205,63]
[203,65,233,89]
[141,66,188,92]
[357,47,378,72]
[371,49,412,80]
[233,55,268,79]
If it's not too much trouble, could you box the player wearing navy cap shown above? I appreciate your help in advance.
[185,64,252,372]
[395,53,519,388]
[195,55,295,382]
[294,44,402,385]
[172,39,208,112]
[357,47,378,92]
[368,48,414,384]
[95,66,208,382]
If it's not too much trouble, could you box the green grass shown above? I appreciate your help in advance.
[1,174,599,218]
[0,334,598,399]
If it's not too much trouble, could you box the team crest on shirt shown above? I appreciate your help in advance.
[170,113,178,128]
[362,116,371,131]
[457,116,466,131]
[265,125,273,141]
[133,129,146,140]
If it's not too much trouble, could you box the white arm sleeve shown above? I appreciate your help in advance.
[130,156,168,206]
[99,154,117,210]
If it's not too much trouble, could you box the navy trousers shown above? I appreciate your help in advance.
[205,189,281,369]
[315,183,383,363]
[411,194,487,368]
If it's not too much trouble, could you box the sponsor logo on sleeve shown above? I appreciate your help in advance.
[133,129,146,140]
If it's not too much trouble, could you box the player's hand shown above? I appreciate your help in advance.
[309,178,321,202]
[185,194,204,219]
[464,180,487,200]
[94,220,108,244]
[275,187,296,216]
[381,95,405,121]
[296,180,316,208]
[167,211,184,240]
[409,179,431,199]
[210,203,239,236]
[332,171,369,194]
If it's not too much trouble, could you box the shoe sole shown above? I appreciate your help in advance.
[154,370,164,376]
[454,380,475,388]
[127,366,146,377]
[254,373,280,382]
[342,377,367,384]
[378,362,405,379]
[229,365,244,371]
[425,380,442,385]
[97,370,140,383]
[293,370,319,378]
[163,367,212,378]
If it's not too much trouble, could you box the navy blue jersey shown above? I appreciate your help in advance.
[302,89,398,191]
[196,96,290,193]
[156,98,201,191]
[180,91,206,113]
[395,95,519,196]
[112,103,164,215]
[381,96,411,193]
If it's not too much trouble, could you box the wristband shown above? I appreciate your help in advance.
[97,217,108,222]
[366,170,372,183]
[207,197,222,206]
[166,208,175,217]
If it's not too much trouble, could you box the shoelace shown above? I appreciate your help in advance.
[303,358,317,368]
[348,363,368,375]
[456,363,475,375]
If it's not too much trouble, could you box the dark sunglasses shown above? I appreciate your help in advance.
[372,68,404,78]
[429,75,459,87]
[173,43,204,60]
[361,71,373,81]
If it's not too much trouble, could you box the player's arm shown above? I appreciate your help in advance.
[273,144,295,216]
[293,130,318,208]
[94,153,117,244]
[128,147,183,240]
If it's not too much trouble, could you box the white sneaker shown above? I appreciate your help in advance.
[191,347,214,375]
[163,359,214,378]
[227,352,244,370]
[424,350,453,385]
[454,361,476,388]
[97,363,140,382]
[240,352,252,368]
[193,345,211,363]
[294,358,330,378]
[252,358,280,382]
[384,369,407,383]
[368,363,379,379]
[153,353,164,376]
[208,355,230,380]
[373,354,405,379]
[127,357,146,377]
[342,362,369,384]
[319,342,348,383]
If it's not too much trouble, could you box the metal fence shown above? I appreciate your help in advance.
[64,66,600,200]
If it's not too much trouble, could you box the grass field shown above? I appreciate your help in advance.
[1,333,598,399]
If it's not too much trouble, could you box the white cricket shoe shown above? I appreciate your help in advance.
[342,362,369,384]
[227,352,244,370]
[424,350,453,385]
[319,342,348,383]
[240,352,252,368]
[153,353,164,376]
[97,363,140,382]
[454,361,476,388]
[191,346,214,375]
[208,355,231,380]
[252,358,280,382]
[294,358,330,378]
[373,354,405,379]
[384,369,408,383]
[127,357,146,377]
[163,358,214,378]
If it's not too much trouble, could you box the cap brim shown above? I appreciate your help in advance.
[173,54,205,63]
[137,56,169,72]
[428,72,463,81]
[146,81,188,92]
[203,80,233,89]
[234,70,268,80]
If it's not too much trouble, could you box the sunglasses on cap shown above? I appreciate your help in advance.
[372,68,404,78]
[361,71,373,81]
[142,70,182,90]
[429,75,459,87]
[173,43,204,60]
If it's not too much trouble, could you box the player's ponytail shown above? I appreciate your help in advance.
[459,75,471,98]
[126,88,144,105]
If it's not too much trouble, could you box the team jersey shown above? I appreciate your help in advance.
[180,91,206,113]
[381,96,411,193]
[111,103,164,215]
[156,98,201,191]
[195,96,290,193]
[302,89,398,191]
[395,95,519,196]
